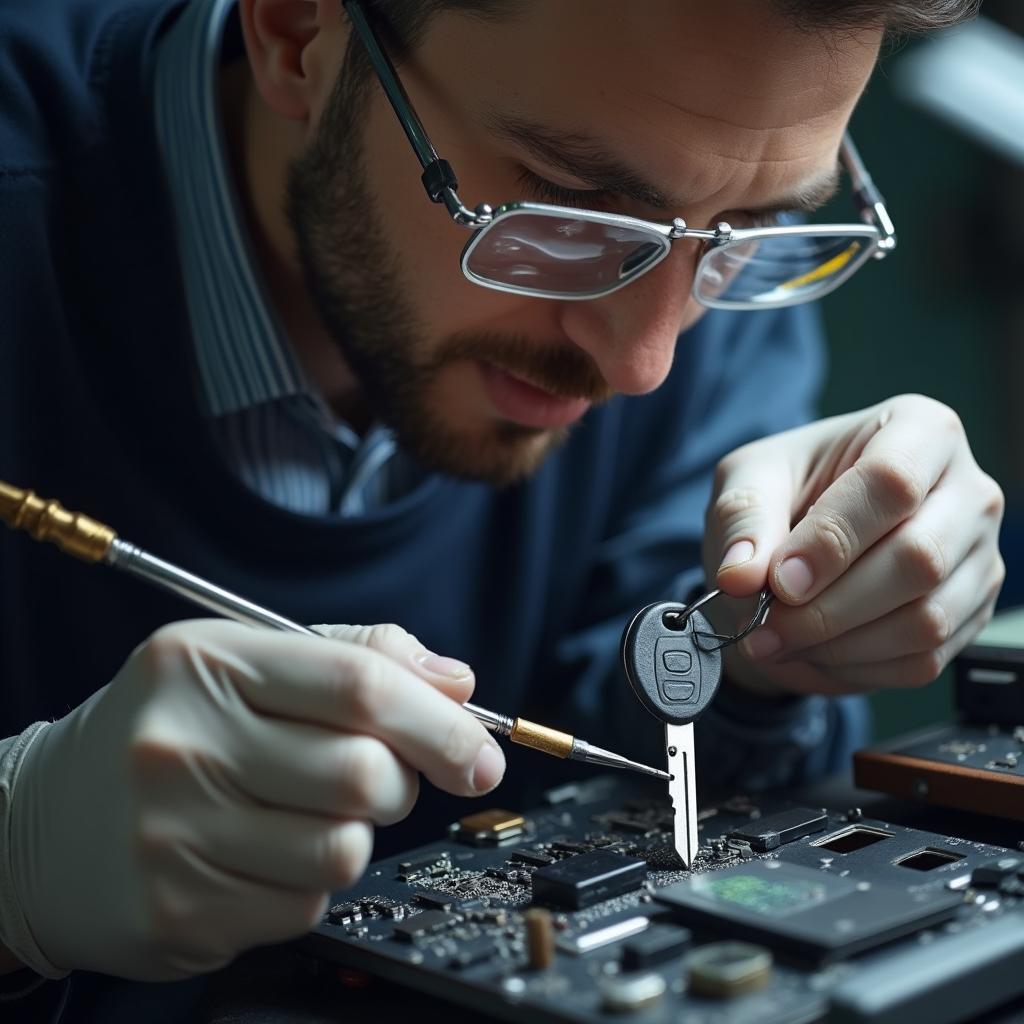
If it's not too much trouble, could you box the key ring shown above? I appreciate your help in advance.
[663,587,775,653]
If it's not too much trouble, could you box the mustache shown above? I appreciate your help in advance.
[432,332,615,404]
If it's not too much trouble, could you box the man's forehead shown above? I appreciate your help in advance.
[428,0,881,210]
[485,112,843,215]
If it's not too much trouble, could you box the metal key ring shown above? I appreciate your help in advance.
[663,587,775,653]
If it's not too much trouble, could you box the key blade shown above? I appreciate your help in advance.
[667,724,699,869]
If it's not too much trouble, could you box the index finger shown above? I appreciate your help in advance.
[771,398,962,605]
[190,622,505,798]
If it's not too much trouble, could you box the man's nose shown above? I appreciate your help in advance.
[555,247,702,396]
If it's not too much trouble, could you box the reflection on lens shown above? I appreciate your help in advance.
[464,210,667,296]
[619,242,663,279]
[695,233,871,307]
[776,243,859,291]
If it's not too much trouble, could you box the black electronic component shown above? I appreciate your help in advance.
[392,909,459,942]
[687,942,773,999]
[412,890,456,911]
[971,856,1024,887]
[396,852,451,880]
[360,897,407,920]
[550,841,591,856]
[532,851,646,910]
[956,635,1024,726]
[485,867,518,882]
[655,860,962,963]
[604,814,659,836]
[726,807,827,851]
[325,902,362,926]
[621,923,692,969]
[509,850,555,867]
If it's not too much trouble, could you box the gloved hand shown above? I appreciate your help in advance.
[702,394,1005,696]
[0,620,504,980]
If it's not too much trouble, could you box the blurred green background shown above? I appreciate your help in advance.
[814,5,1024,739]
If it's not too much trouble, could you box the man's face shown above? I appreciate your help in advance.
[287,0,882,485]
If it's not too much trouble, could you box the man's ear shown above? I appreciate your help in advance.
[238,0,342,121]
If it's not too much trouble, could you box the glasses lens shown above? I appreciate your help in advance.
[463,210,667,297]
[695,232,873,307]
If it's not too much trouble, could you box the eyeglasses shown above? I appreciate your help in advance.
[342,0,897,309]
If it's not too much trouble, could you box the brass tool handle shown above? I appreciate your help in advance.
[0,481,116,564]
[508,718,574,759]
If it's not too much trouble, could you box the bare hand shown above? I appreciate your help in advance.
[703,394,1005,696]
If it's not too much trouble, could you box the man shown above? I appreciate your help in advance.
[0,0,1004,1001]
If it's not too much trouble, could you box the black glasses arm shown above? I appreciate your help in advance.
[840,133,896,252]
[341,0,490,225]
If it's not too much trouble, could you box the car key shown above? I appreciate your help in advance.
[620,601,722,868]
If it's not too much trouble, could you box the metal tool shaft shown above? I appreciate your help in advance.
[110,542,312,634]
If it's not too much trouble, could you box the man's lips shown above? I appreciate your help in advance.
[477,361,592,429]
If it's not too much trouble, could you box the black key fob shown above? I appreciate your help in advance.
[620,602,722,727]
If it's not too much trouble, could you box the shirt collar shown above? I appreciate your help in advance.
[154,0,310,416]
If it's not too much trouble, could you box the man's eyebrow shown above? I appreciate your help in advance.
[485,112,679,209]
[484,112,843,216]
[745,165,843,216]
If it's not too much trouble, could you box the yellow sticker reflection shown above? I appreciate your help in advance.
[779,242,861,291]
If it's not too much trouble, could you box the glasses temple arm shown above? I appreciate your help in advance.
[841,133,896,251]
[341,1,487,224]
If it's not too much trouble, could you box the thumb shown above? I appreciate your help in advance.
[310,623,475,702]
[706,459,796,599]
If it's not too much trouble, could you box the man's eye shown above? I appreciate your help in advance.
[515,168,614,210]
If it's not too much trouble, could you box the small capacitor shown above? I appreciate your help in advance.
[686,941,772,998]
[524,907,556,969]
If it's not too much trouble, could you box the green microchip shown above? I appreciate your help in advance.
[692,872,827,918]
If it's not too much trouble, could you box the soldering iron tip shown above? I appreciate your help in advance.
[571,740,671,781]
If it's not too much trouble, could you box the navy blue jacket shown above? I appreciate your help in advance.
[0,0,864,858]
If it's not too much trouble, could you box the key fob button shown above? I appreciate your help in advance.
[655,637,701,704]
[663,681,695,702]
[662,650,692,674]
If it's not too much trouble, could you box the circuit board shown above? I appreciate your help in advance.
[302,778,1024,1024]
[854,722,1024,821]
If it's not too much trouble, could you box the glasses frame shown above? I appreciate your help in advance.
[341,0,898,308]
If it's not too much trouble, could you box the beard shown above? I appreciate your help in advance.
[284,70,611,487]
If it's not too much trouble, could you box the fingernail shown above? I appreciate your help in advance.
[719,539,755,572]
[472,739,505,793]
[743,628,782,660]
[416,652,473,679]
[777,556,814,600]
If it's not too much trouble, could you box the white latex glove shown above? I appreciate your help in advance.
[702,394,1005,696]
[0,619,504,980]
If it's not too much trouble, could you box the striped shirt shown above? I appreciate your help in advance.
[153,0,420,515]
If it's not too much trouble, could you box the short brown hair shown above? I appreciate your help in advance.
[339,0,979,113]
[364,0,980,55]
